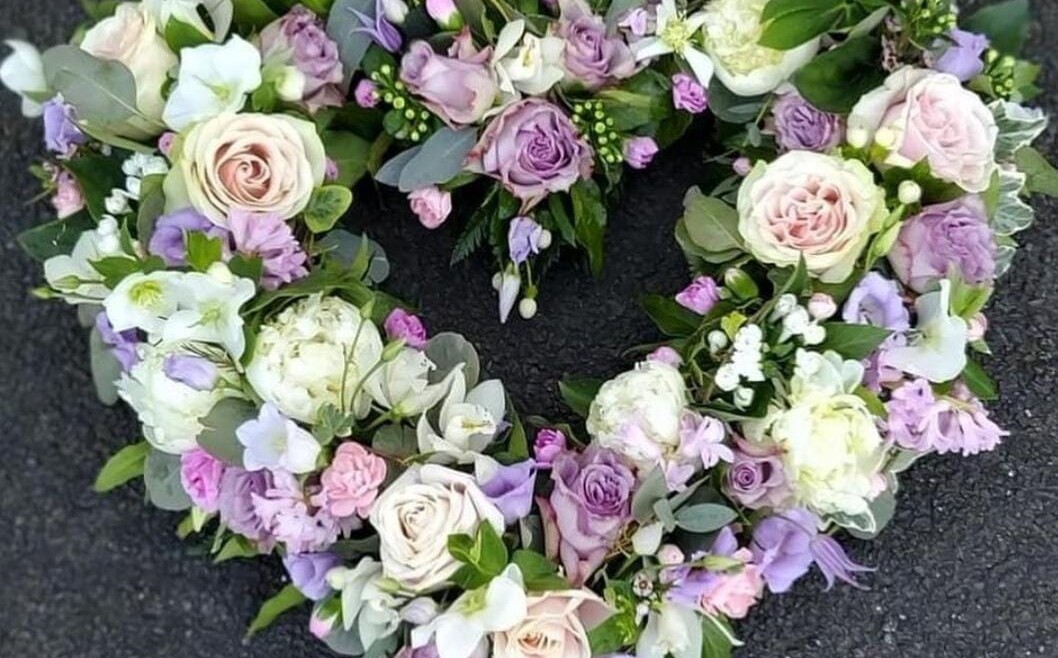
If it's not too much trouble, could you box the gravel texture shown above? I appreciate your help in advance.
[1,2,1057,657]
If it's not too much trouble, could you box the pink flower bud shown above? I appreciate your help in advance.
[408,186,452,229]
[968,312,988,341]
[807,292,837,320]
[657,543,685,566]
[354,79,380,108]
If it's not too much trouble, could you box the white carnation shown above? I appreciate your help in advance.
[246,294,383,424]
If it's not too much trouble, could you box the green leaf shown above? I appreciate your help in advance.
[18,211,95,262]
[136,173,167,244]
[327,0,380,82]
[448,522,509,581]
[164,17,211,51]
[245,584,306,640]
[93,441,150,493]
[854,385,886,417]
[707,79,766,125]
[305,186,354,234]
[317,230,391,284]
[397,127,478,192]
[962,359,998,401]
[214,535,260,562]
[847,487,896,540]
[89,325,123,405]
[197,398,257,466]
[588,614,632,656]
[372,425,418,459]
[700,615,735,658]
[41,45,150,131]
[793,35,886,114]
[818,322,891,360]
[558,378,602,418]
[323,131,372,188]
[186,232,225,272]
[642,293,700,337]
[631,466,668,522]
[991,101,1049,161]
[374,146,423,187]
[425,332,481,389]
[63,153,126,221]
[512,550,571,591]
[673,503,737,533]
[680,186,743,254]
[571,180,608,276]
[143,449,193,511]
[962,0,1030,54]
[1014,146,1058,197]
[229,254,265,282]
[758,0,844,50]
[507,409,530,460]
[990,168,1034,236]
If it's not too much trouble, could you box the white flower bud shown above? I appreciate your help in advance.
[98,234,122,255]
[846,125,870,148]
[275,66,307,102]
[656,543,685,566]
[97,217,119,236]
[105,191,130,215]
[492,272,503,291]
[772,293,798,319]
[898,180,922,205]
[715,364,740,392]
[537,229,553,250]
[632,521,664,556]
[733,386,755,409]
[708,330,729,353]
[807,292,837,320]
[400,597,440,625]
[802,323,826,346]
[874,126,899,150]
[518,297,538,320]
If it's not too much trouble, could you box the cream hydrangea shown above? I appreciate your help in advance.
[246,294,383,424]
[745,350,886,522]
[118,342,242,454]
[700,0,818,97]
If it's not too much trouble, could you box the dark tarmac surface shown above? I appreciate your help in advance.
[1,1,1056,656]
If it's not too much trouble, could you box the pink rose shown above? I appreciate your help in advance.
[180,448,226,513]
[400,36,497,126]
[408,186,452,229]
[384,308,428,348]
[849,68,997,193]
[698,548,764,619]
[51,169,85,219]
[493,589,612,658]
[311,442,387,519]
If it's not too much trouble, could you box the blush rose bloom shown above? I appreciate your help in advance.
[369,464,504,592]
[466,99,594,208]
[312,442,388,519]
[164,112,327,224]
[80,2,177,137]
[493,589,613,658]
[849,67,998,193]
[737,151,887,283]
[400,38,498,126]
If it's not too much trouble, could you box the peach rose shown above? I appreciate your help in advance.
[848,67,998,193]
[311,442,387,519]
[164,112,327,223]
[737,151,887,283]
[493,589,612,658]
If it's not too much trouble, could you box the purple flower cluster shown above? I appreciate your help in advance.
[886,379,1007,456]
[770,91,844,153]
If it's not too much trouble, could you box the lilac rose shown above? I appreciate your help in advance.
[259,5,347,113]
[400,34,498,126]
[931,29,989,82]
[539,447,634,585]
[555,0,635,89]
[467,98,594,207]
[887,196,996,293]
[770,91,844,153]
[723,443,789,510]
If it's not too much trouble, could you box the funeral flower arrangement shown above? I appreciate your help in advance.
[2,0,1056,656]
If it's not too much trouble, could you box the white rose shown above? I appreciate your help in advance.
[246,295,383,424]
[493,589,612,658]
[163,112,326,223]
[737,151,887,283]
[586,360,688,469]
[848,67,998,193]
[117,342,242,454]
[700,0,818,97]
[80,2,177,134]
[369,464,504,592]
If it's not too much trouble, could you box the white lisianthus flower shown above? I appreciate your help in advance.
[163,35,263,131]
[80,2,177,135]
[0,40,47,117]
[882,280,968,382]
[493,21,566,97]
[411,565,528,658]
[745,349,885,521]
[586,360,688,470]
[637,600,703,658]
[246,294,384,424]
[699,0,818,97]
[161,263,256,360]
[237,402,321,474]
[631,0,714,87]
[365,347,463,418]
[416,376,506,464]
[44,220,131,304]
[326,557,403,649]
[142,0,234,42]
[103,270,185,335]
[117,342,242,454]
[369,464,504,592]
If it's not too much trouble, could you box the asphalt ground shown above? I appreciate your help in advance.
[0,2,1056,656]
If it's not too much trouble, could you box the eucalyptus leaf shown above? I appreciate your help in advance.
[425,332,481,388]
[375,146,424,187]
[89,327,122,406]
[41,45,149,131]
[397,127,477,192]
[143,449,193,511]
[197,397,257,466]
[372,424,418,459]
[318,230,391,283]
[631,466,668,522]
[327,0,378,83]
[674,503,737,533]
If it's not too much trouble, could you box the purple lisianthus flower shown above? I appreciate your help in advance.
[480,460,537,525]
[228,209,309,290]
[751,508,871,593]
[842,272,909,331]
[148,208,230,267]
[624,136,658,169]
[384,308,428,348]
[253,470,359,554]
[466,98,594,208]
[671,73,708,114]
[770,91,843,153]
[354,79,380,108]
[401,36,497,126]
[533,428,567,466]
[724,442,789,510]
[931,29,989,82]
[539,447,634,585]
[508,216,545,264]
[95,311,140,372]
[163,354,219,391]
[888,196,996,293]
[180,448,226,513]
[259,6,347,113]
[42,97,85,157]
[675,276,720,315]
[218,467,275,548]
[283,551,341,600]
[556,0,636,89]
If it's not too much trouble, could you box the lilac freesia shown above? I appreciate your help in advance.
[259,6,346,112]
[623,136,658,169]
[886,379,1007,456]
[508,216,545,264]
[228,209,309,290]
[283,551,342,600]
[675,276,719,315]
[533,428,567,466]
[480,460,537,525]
[671,73,708,114]
[253,470,358,554]
[556,0,636,89]
[539,447,634,585]
[932,29,989,82]
[148,208,230,267]
[751,508,872,593]
[163,354,219,391]
[400,36,497,126]
[842,272,910,331]
[217,467,274,548]
[42,96,85,157]
[384,308,428,348]
[770,91,843,153]
[95,311,139,372]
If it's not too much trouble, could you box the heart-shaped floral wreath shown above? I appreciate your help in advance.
[3,0,1053,654]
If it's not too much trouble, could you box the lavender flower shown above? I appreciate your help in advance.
[349,0,403,52]
[217,467,274,548]
[751,508,871,593]
[724,444,789,510]
[931,29,989,82]
[885,378,938,452]
[148,208,230,267]
[480,460,537,525]
[624,136,658,169]
[842,272,910,331]
[556,0,636,89]
[508,216,545,264]
[42,97,85,157]
[228,209,309,290]
[770,91,843,153]
[283,551,341,600]
[253,470,357,554]
[259,6,346,112]
[671,73,708,114]
[354,79,380,108]
[533,428,567,465]
[95,311,139,372]
[675,276,720,315]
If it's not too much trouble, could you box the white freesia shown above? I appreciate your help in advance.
[80,2,177,134]
[411,565,528,658]
[699,0,818,96]
[637,600,702,658]
[631,0,714,87]
[117,342,242,454]
[882,280,968,382]
[246,294,384,423]
[417,375,506,464]
[103,270,185,335]
[142,0,234,42]
[369,464,504,592]
[0,40,47,117]
[237,402,321,474]
[326,557,403,649]
[365,347,463,418]
[493,21,566,97]
[163,36,262,131]
[44,220,130,304]
[160,263,256,360]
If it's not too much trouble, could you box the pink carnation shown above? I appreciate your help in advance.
[311,442,388,519]
[384,308,428,348]
[253,470,357,554]
[180,448,226,513]
[228,209,309,290]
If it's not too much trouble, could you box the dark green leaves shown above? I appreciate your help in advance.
[323,131,372,188]
[448,523,508,589]
[571,179,608,277]
[962,358,998,401]
[793,36,886,113]
[511,550,570,591]
[558,378,602,418]
[18,211,95,262]
[186,232,225,272]
[818,322,891,360]
[93,441,150,493]
[642,294,700,337]
[963,0,1030,55]
[245,584,306,640]
[759,0,846,50]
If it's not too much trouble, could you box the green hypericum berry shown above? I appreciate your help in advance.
[393,97,407,110]
[404,108,415,119]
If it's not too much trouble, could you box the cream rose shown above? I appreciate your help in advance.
[493,589,612,658]
[369,464,504,593]
[80,2,177,135]
[164,112,327,223]
[848,67,998,193]
[737,151,887,283]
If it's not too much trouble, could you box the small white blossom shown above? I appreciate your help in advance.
[163,35,262,131]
